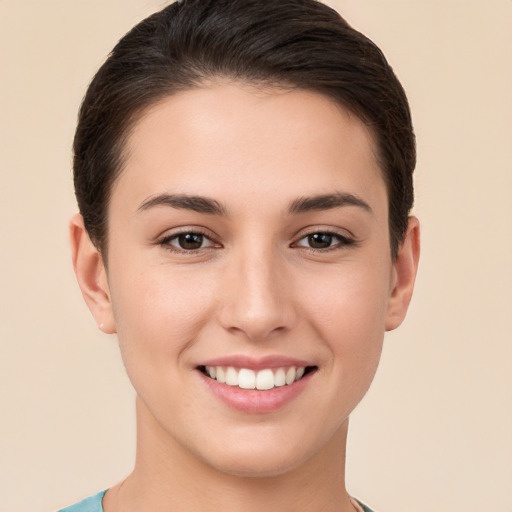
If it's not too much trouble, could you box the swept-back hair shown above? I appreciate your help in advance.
[74,0,415,258]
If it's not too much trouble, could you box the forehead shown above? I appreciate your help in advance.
[113,83,386,215]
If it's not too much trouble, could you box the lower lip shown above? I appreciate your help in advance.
[199,371,313,413]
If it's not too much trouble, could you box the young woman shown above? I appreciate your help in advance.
[63,1,420,511]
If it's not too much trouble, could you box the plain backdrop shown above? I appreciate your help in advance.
[1,1,511,511]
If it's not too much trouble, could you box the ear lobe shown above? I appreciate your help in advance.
[70,213,116,334]
[385,216,420,331]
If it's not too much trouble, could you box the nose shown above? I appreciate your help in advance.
[218,246,297,341]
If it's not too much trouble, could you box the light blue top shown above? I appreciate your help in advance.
[57,490,106,512]
[58,490,374,512]
[357,500,375,512]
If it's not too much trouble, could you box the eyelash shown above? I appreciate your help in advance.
[158,230,356,253]
[159,229,219,254]
[292,231,356,252]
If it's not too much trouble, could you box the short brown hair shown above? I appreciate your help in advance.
[73,0,415,258]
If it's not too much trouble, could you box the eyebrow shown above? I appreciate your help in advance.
[138,194,227,215]
[288,192,373,215]
[137,191,372,217]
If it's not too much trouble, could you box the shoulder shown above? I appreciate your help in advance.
[57,490,107,512]
[353,498,377,512]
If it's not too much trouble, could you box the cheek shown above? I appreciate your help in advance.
[302,259,390,376]
[108,261,217,371]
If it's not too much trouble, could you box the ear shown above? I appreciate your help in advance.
[70,213,116,334]
[385,216,420,331]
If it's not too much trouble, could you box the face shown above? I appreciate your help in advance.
[75,83,418,478]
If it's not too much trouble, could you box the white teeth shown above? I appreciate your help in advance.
[285,367,296,385]
[274,368,286,387]
[238,368,256,389]
[216,367,226,384]
[256,369,274,390]
[225,367,238,386]
[204,365,308,390]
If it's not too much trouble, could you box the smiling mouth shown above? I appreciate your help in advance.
[198,365,317,390]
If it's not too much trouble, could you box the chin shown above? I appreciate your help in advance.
[192,426,331,479]
[206,450,308,479]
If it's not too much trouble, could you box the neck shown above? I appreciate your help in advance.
[104,397,355,512]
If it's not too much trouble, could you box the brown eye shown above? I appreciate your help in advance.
[307,233,334,249]
[177,233,205,250]
[161,231,217,252]
[294,231,354,251]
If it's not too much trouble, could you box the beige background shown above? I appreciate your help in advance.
[1,1,511,511]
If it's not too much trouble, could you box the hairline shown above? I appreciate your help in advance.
[99,77,392,261]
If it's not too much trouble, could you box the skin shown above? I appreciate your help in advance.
[71,83,420,512]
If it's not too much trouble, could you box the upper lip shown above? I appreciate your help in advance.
[198,355,315,370]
